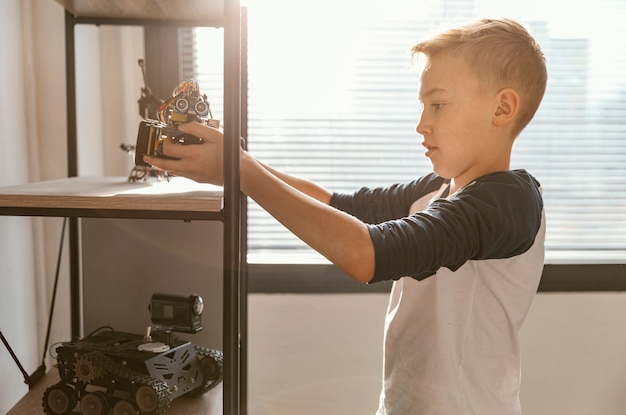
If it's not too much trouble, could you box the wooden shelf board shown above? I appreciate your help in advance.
[55,0,224,26]
[0,176,223,213]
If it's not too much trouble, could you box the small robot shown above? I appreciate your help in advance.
[42,294,223,415]
[125,60,219,182]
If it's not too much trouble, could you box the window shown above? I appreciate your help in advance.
[191,0,626,264]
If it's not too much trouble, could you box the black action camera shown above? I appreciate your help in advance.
[149,293,204,334]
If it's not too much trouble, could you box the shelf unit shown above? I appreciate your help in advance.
[0,1,247,413]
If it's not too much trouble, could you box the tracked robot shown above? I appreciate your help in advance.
[42,294,223,415]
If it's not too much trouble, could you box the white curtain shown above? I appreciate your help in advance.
[0,1,143,411]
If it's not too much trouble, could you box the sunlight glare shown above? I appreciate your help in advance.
[244,0,429,116]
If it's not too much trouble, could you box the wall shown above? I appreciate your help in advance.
[81,218,224,350]
[248,291,626,415]
[247,293,385,415]
[520,292,626,415]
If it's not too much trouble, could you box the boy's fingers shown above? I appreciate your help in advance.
[142,155,176,171]
[177,121,220,141]
[154,137,208,162]
[159,138,192,158]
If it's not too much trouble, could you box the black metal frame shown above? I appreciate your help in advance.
[246,263,626,294]
[0,207,223,220]
[62,3,248,414]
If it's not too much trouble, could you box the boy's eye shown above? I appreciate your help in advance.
[432,103,444,110]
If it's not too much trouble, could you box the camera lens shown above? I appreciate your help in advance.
[191,295,204,316]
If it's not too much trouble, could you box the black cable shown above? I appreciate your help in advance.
[0,217,67,389]
[85,325,114,338]
[0,330,30,383]
[41,217,68,365]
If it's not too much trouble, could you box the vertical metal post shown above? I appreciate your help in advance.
[64,10,82,339]
[223,0,243,413]
[64,11,78,179]
[239,7,249,413]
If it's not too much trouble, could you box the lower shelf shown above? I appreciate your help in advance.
[7,370,223,415]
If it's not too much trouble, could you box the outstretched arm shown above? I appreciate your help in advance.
[143,122,375,283]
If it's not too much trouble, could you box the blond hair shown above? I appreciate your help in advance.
[411,18,547,137]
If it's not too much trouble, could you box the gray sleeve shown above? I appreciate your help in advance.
[367,171,543,283]
[330,173,446,224]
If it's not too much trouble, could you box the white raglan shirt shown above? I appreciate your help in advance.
[330,170,545,415]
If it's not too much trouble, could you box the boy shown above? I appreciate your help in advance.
[145,17,547,415]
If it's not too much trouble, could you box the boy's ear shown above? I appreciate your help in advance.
[492,88,519,126]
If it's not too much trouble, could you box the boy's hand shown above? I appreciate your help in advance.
[143,122,226,185]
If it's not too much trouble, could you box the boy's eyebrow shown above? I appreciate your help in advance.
[419,87,448,99]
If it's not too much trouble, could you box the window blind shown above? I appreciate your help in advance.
[191,0,626,263]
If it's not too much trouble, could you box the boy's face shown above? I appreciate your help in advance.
[416,52,510,190]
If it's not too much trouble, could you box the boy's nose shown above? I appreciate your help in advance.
[416,117,430,136]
